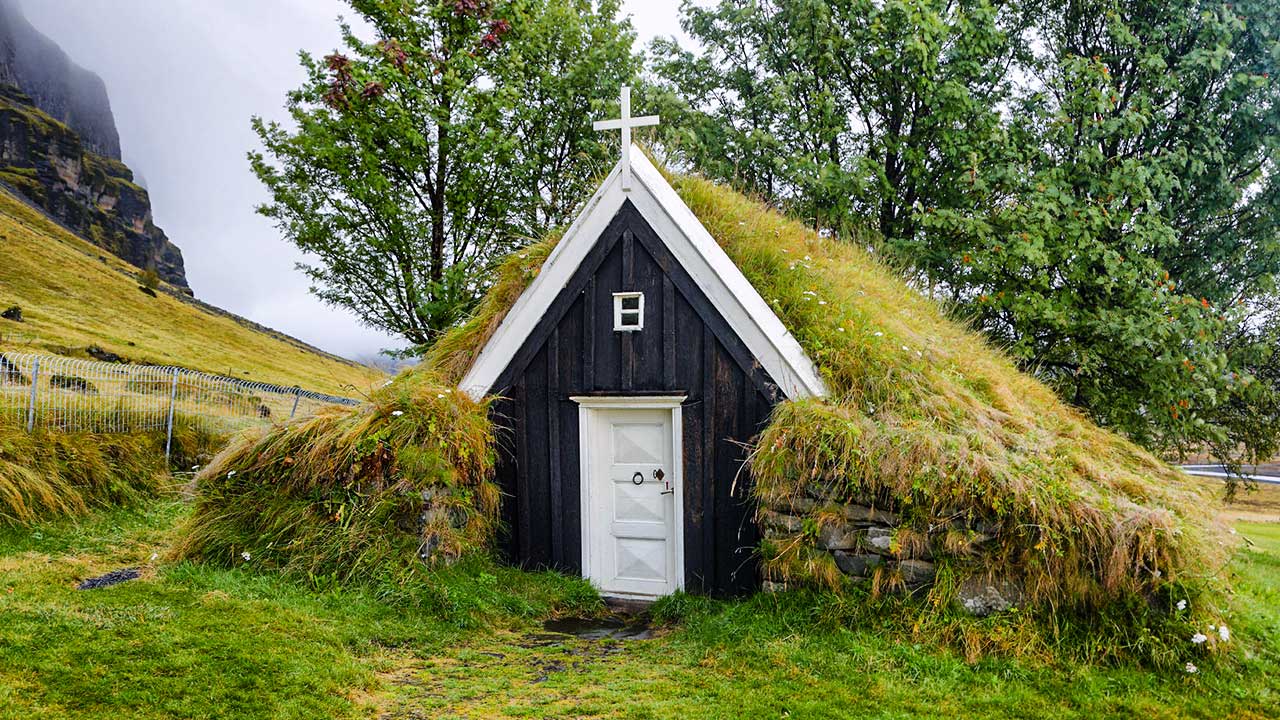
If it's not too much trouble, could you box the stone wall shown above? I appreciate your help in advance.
[758,487,1022,616]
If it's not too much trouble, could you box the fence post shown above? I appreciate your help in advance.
[164,367,180,463]
[289,386,302,419]
[26,357,39,431]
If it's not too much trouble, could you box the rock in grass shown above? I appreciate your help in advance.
[898,559,936,586]
[817,522,859,550]
[838,504,898,525]
[833,551,882,577]
[760,509,803,533]
[1,305,21,322]
[77,568,140,590]
[957,575,1023,616]
[865,526,893,553]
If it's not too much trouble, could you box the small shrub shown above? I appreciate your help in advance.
[137,268,161,291]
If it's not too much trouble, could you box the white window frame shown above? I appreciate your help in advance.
[612,291,644,332]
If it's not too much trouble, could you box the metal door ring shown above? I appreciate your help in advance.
[632,472,644,485]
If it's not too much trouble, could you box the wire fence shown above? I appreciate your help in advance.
[0,352,362,456]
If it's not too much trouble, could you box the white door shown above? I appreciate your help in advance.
[583,405,681,598]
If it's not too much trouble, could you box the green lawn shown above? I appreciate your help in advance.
[1,504,1276,719]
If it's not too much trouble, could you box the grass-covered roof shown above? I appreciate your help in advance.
[425,168,1230,613]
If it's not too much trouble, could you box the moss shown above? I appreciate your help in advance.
[420,163,1229,618]
[0,167,46,202]
[172,371,498,586]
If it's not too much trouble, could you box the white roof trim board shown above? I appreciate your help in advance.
[459,145,829,401]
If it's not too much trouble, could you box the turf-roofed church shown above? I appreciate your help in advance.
[460,88,825,599]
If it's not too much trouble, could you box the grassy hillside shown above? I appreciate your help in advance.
[0,187,380,395]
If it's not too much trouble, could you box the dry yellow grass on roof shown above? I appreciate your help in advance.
[425,169,1230,612]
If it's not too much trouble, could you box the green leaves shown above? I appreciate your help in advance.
[655,0,1280,465]
[252,0,639,348]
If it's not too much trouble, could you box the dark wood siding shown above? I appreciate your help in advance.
[488,201,783,596]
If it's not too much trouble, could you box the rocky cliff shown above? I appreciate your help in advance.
[0,0,119,160]
[0,86,188,290]
[0,1,188,290]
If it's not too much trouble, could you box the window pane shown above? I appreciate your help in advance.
[621,296,640,310]
[620,311,640,326]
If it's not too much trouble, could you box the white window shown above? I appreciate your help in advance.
[613,291,644,331]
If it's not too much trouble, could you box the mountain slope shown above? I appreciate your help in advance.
[0,0,188,289]
[0,85,188,289]
[0,0,119,160]
[0,186,380,396]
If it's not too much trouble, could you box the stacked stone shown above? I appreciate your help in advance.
[759,488,1021,616]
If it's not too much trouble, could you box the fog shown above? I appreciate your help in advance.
[18,0,687,360]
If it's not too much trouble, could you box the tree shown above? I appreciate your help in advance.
[653,0,1280,462]
[251,0,638,349]
[920,0,1280,460]
[647,0,1030,248]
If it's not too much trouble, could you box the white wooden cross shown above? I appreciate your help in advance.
[593,85,659,192]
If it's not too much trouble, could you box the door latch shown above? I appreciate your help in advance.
[656,468,673,494]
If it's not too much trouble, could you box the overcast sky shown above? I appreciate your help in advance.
[17,0,687,361]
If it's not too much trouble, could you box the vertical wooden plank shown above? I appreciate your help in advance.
[513,383,532,565]
[523,348,552,568]
[663,275,675,389]
[561,398,582,573]
[701,324,716,592]
[622,229,635,284]
[726,362,752,593]
[620,230,634,390]
[489,399,521,563]
[583,277,595,391]
[593,243,624,389]
[548,328,563,568]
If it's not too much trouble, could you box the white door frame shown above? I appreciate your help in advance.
[571,395,686,598]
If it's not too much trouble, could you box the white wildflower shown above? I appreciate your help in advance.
[227,470,236,478]
[1191,633,1207,644]
[902,346,909,352]
[191,465,200,471]
[150,553,158,562]
[241,551,251,562]
[391,410,404,416]
[873,331,884,337]
[1218,625,1230,642]
[1185,662,1197,674]
[818,300,827,305]
[437,393,446,398]
[838,327,845,332]
[1176,599,1187,611]
[803,255,811,261]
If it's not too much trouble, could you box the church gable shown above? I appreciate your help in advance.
[459,144,826,402]
[488,199,785,401]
